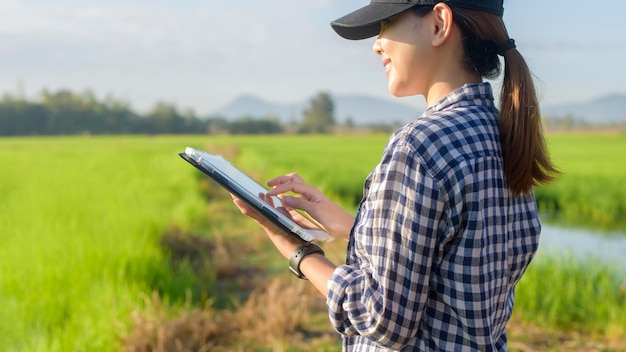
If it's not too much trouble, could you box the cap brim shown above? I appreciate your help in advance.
[331,3,416,40]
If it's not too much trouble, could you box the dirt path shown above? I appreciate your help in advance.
[507,318,625,352]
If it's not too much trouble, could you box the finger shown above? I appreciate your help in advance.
[278,195,322,222]
[284,207,323,230]
[266,173,305,187]
[232,194,264,218]
[280,196,328,231]
[266,175,295,187]
[258,192,276,207]
[232,196,253,215]
[232,196,279,229]
[266,183,322,202]
[287,173,305,183]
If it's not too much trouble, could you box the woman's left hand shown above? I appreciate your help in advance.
[231,192,338,297]
[230,193,304,260]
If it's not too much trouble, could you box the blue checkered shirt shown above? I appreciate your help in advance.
[326,83,541,351]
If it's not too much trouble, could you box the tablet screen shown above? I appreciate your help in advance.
[188,149,282,206]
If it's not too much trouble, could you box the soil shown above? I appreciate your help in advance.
[507,318,626,352]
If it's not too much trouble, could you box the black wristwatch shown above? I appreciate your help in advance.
[289,243,325,280]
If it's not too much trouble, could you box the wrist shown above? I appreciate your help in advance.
[288,243,325,279]
[265,230,305,259]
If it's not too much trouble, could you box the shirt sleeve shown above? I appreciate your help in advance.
[326,142,446,350]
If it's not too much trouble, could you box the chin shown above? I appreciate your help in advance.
[388,87,415,98]
[388,82,421,98]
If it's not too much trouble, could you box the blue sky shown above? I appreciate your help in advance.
[1,0,624,115]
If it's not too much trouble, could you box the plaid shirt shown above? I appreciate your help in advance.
[327,83,541,351]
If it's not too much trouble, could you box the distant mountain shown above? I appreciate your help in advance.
[214,93,426,126]
[542,93,626,124]
[333,95,426,125]
[216,94,297,122]
[215,92,626,126]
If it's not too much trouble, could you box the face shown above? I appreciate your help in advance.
[373,9,435,97]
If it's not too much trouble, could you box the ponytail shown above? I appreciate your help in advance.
[452,8,560,197]
[499,49,558,196]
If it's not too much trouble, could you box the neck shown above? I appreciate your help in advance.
[424,68,482,107]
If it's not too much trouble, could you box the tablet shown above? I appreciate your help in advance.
[179,147,333,243]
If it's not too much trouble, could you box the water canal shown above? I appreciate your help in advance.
[538,223,626,270]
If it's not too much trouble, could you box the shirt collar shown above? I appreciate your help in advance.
[426,82,496,114]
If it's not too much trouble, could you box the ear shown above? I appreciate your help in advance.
[431,3,454,48]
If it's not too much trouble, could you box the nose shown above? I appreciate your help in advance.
[372,37,382,56]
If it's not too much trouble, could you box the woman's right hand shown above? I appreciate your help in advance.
[265,173,355,239]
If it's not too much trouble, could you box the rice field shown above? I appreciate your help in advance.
[535,133,626,231]
[0,136,210,350]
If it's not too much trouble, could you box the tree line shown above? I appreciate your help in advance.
[0,89,337,136]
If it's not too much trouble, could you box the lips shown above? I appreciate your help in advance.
[382,58,391,75]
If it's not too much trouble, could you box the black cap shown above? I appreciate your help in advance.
[331,0,504,40]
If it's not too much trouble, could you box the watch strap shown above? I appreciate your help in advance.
[289,243,325,279]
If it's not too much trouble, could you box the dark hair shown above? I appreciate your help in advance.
[413,5,560,196]
[452,8,560,196]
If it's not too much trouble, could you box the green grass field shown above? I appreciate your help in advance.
[0,134,624,351]
[535,133,626,231]
[0,136,211,351]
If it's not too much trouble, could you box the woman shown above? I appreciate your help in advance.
[233,0,559,350]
